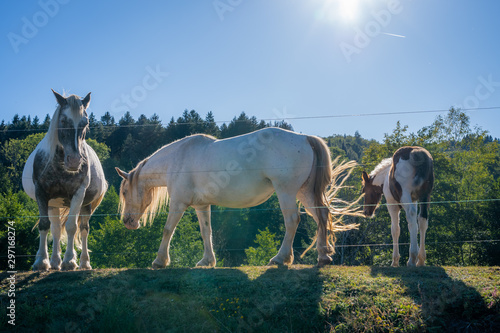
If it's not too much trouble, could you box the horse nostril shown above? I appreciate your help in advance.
[124,215,133,225]
[65,154,81,169]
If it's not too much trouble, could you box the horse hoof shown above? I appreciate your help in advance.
[152,262,166,269]
[50,258,62,270]
[79,263,92,270]
[267,259,284,267]
[33,259,50,271]
[196,259,216,267]
[317,257,332,267]
[61,260,78,271]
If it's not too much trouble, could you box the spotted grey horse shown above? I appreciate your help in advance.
[22,90,107,271]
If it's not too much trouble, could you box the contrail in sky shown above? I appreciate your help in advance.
[382,32,406,38]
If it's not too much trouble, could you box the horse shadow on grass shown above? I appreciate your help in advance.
[2,265,326,332]
[370,266,500,332]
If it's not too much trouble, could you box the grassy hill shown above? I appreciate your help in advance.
[1,266,499,332]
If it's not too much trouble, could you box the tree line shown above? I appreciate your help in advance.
[0,107,499,270]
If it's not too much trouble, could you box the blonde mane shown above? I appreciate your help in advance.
[119,157,169,226]
[46,95,85,162]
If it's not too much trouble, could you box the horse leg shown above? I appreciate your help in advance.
[387,203,401,267]
[416,199,430,267]
[194,205,216,267]
[49,207,62,270]
[61,188,86,271]
[297,191,333,266]
[33,195,50,271]
[269,191,299,266]
[78,205,92,270]
[402,197,419,267]
[152,201,187,269]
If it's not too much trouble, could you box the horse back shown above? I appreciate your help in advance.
[389,146,434,203]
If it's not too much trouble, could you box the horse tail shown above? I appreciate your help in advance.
[410,148,434,189]
[59,207,80,249]
[306,135,332,212]
[30,207,78,248]
[410,148,434,219]
[302,136,362,259]
[303,135,334,255]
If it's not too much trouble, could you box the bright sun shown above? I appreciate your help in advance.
[318,0,361,23]
[338,0,360,22]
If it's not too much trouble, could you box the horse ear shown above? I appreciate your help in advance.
[82,92,91,109]
[52,89,67,107]
[362,171,370,183]
[115,167,129,180]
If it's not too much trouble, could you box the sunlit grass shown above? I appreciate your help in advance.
[1,266,499,332]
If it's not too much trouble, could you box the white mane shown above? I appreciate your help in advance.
[369,158,392,186]
[370,158,392,177]
[46,95,85,162]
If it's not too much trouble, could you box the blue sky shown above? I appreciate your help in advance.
[1,0,500,141]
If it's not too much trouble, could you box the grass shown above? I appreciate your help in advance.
[1,266,499,332]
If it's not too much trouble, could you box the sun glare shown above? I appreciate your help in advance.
[318,0,361,24]
[338,0,359,22]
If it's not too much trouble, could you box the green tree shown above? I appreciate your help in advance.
[245,228,280,266]
[86,138,110,163]
[0,191,39,270]
[0,133,44,193]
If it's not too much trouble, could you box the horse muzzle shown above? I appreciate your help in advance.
[363,207,375,218]
[64,154,82,171]
[124,216,140,230]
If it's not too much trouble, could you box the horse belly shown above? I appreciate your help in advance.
[48,198,67,207]
[195,171,276,208]
[22,150,37,200]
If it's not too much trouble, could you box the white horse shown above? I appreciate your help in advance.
[362,146,434,267]
[22,90,107,271]
[116,127,359,267]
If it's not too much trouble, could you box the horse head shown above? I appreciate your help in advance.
[52,89,91,172]
[361,171,383,217]
[116,167,157,230]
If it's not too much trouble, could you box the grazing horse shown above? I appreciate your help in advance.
[22,90,107,271]
[361,146,434,267]
[116,127,359,267]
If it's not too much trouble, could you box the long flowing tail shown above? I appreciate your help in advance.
[326,157,364,231]
[306,135,333,216]
[31,207,76,247]
[302,136,363,257]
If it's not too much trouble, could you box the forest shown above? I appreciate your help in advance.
[1,107,499,270]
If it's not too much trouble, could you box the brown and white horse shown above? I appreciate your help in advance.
[362,146,434,267]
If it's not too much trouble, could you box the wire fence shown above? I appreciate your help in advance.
[2,239,499,259]
[2,197,499,220]
[2,105,500,133]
